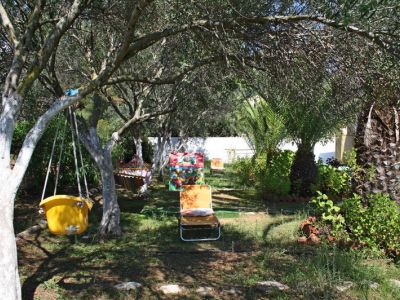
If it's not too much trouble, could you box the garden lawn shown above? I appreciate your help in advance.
[15,166,400,299]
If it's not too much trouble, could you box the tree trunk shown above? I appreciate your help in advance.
[154,134,170,182]
[97,150,121,238]
[133,136,143,162]
[354,105,400,202]
[0,91,62,300]
[77,128,122,238]
[290,142,317,196]
[0,180,21,300]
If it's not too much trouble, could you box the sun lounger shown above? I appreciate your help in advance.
[210,158,224,174]
[179,185,221,241]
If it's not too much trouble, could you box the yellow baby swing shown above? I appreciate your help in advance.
[39,107,93,235]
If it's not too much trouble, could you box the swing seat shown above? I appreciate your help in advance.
[39,195,93,235]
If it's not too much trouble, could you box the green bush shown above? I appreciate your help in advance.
[341,193,400,253]
[261,150,294,195]
[231,157,257,186]
[317,163,351,196]
[311,191,345,233]
[231,150,294,195]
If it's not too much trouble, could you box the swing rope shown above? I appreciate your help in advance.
[53,119,67,196]
[41,119,63,201]
[72,109,89,199]
[41,108,89,201]
[68,107,83,198]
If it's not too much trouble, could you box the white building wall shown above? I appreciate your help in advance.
[150,137,337,163]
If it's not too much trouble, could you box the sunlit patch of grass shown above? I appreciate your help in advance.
[205,164,244,189]
[264,218,303,245]
[215,209,240,218]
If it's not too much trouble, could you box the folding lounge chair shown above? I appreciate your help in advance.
[210,158,224,174]
[179,185,221,241]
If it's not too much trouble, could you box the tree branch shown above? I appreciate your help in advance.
[21,0,44,53]
[237,15,396,54]
[12,92,89,179]
[104,93,129,122]
[18,0,90,96]
[115,106,175,138]
[125,14,398,61]
[106,55,223,85]
[113,0,154,64]
[0,3,18,47]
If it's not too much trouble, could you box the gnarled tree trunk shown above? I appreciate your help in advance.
[0,177,21,300]
[97,150,121,238]
[0,91,86,298]
[154,132,171,182]
[78,127,122,238]
[1,97,23,290]
[354,105,400,202]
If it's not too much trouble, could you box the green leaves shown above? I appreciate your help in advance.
[234,98,286,157]
[231,150,294,195]
[311,192,345,232]
[341,193,400,254]
[317,164,351,196]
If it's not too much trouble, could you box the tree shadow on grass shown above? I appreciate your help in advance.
[20,237,73,299]
[19,215,142,299]
[135,221,266,298]
[21,180,374,299]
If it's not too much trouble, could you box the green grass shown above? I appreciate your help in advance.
[16,165,400,299]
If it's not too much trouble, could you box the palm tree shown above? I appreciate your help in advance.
[235,97,286,162]
[255,78,357,196]
[354,103,400,202]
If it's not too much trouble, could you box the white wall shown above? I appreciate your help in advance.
[150,137,336,163]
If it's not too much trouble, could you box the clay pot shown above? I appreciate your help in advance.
[297,236,307,244]
[301,224,319,236]
[307,233,321,245]
[327,235,336,242]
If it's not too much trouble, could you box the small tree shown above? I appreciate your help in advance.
[235,96,286,161]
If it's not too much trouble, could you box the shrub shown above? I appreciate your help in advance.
[231,157,256,186]
[313,192,400,256]
[310,191,345,233]
[325,157,342,167]
[261,150,294,195]
[13,118,101,193]
[341,193,400,253]
[317,163,351,197]
[231,150,294,196]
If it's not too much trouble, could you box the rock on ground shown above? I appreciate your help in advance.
[223,287,242,295]
[255,281,290,293]
[335,281,353,292]
[389,279,400,288]
[369,282,379,290]
[158,284,185,295]
[114,281,142,290]
[196,286,214,296]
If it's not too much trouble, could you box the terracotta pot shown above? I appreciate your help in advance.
[307,233,321,245]
[297,236,307,244]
